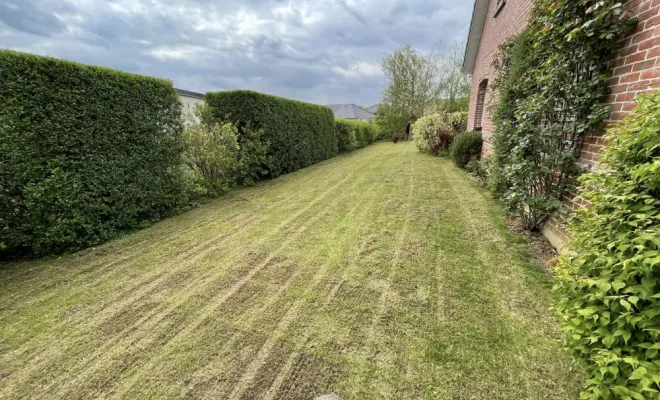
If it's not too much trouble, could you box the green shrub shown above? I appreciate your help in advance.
[465,157,495,186]
[334,118,377,151]
[184,105,270,196]
[204,90,336,177]
[413,114,452,153]
[369,119,386,140]
[335,119,358,152]
[354,123,367,148]
[0,50,187,256]
[448,111,468,133]
[357,122,377,148]
[451,132,483,169]
[413,112,467,154]
[554,92,660,400]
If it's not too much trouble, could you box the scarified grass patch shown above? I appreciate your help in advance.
[0,143,580,399]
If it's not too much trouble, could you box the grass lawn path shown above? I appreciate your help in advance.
[0,142,581,399]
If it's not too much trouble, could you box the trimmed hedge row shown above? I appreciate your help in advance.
[334,118,377,152]
[205,90,336,177]
[0,50,188,256]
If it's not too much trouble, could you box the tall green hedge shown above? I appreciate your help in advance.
[0,50,187,256]
[334,118,377,152]
[334,119,358,152]
[204,90,336,177]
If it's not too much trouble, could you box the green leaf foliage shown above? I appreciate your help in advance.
[489,0,635,230]
[0,50,188,257]
[451,131,483,169]
[204,90,336,178]
[554,92,660,399]
[334,118,377,152]
[183,105,270,197]
[412,112,467,154]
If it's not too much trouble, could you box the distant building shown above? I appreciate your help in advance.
[327,104,375,121]
[367,105,379,115]
[176,88,205,122]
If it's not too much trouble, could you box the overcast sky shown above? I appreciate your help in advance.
[0,0,473,106]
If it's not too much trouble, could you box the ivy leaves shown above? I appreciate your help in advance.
[489,0,632,230]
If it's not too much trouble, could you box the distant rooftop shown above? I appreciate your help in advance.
[176,88,205,100]
[327,104,375,120]
[367,105,379,114]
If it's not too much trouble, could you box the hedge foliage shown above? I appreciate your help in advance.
[0,51,187,256]
[183,105,270,197]
[205,90,336,177]
[413,112,467,154]
[554,92,660,399]
[451,131,483,169]
[334,118,377,152]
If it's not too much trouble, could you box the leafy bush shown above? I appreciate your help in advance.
[360,122,378,147]
[369,119,387,140]
[184,105,270,196]
[334,118,377,152]
[553,92,660,400]
[204,90,336,178]
[413,112,467,154]
[354,124,368,148]
[0,50,187,256]
[376,103,411,141]
[466,156,494,186]
[448,111,468,133]
[335,119,358,152]
[451,132,483,169]
[413,114,453,153]
[432,134,454,156]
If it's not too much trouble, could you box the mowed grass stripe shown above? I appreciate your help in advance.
[0,143,580,399]
[111,149,390,399]
[0,148,381,357]
[0,147,376,318]
[2,147,392,400]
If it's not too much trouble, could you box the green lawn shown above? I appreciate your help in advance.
[0,142,581,399]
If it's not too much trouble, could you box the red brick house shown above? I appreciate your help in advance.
[462,0,660,249]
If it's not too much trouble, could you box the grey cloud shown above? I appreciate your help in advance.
[0,0,473,106]
[339,1,368,25]
[0,0,67,37]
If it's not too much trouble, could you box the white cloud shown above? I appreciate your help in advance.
[149,46,210,62]
[332,62,383,78]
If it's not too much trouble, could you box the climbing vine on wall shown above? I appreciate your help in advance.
[489,0,635,231]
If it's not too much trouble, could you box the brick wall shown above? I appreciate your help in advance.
[466,0,660,250]
[466,0,535,152]
[542,0,660,250]
[596,0,660,157]
[467,0,660,157]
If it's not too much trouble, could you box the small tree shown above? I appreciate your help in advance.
[378,41,470,138]
[380,45,443,130]
[436,40,471,113]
